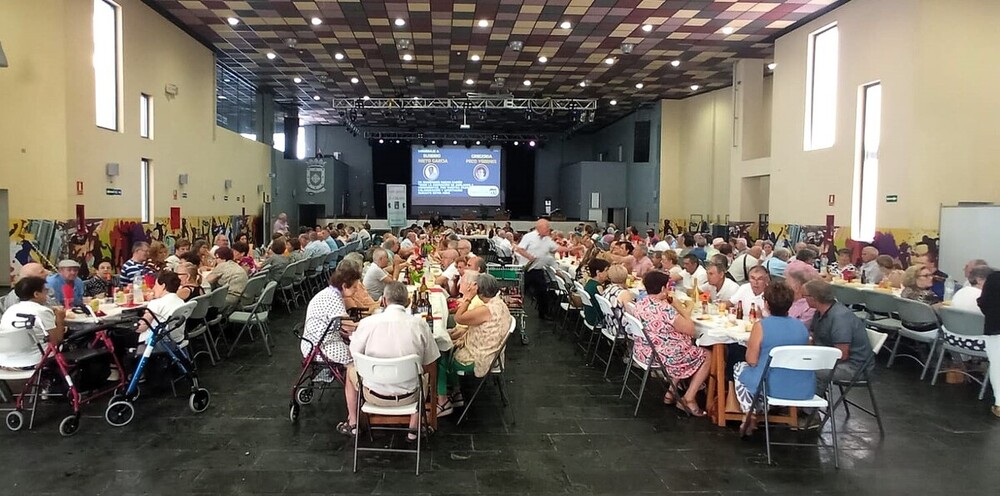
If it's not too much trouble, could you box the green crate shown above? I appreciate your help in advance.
[488,269,520,280]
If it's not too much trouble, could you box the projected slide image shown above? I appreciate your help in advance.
[411,147,502,206]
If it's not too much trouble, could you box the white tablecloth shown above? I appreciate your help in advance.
[693,313,752,347]
[832,282,902,297]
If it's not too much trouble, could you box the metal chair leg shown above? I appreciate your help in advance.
[634,367,651,417]
[887,334,902,368]
[456,374,490,425]
[867,381,885,437]
[602,338,618,378]
[764,396,772,465]
[930,346,947,386]
[920,339,939,381]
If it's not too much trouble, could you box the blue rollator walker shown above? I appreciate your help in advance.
[104,300,211,427]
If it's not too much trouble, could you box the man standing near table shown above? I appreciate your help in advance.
[514,218,572,322]
[802,279,873,391]
[47,260,85,308]
[273,213,290,236]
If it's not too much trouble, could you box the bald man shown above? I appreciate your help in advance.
[859,246,882,284]
[514,218,573,321]
[1,262,50,314]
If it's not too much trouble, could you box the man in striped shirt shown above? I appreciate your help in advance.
[119,242,152,287]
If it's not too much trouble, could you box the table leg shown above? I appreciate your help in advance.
[714,344,726,427]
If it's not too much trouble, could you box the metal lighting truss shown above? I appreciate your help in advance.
[364,130,545,142]
[330,97,598,112]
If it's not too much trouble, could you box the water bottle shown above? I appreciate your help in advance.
[944,279,956,301]
[133,275,144,304]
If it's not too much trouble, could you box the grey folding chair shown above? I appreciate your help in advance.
[456,317,518,425]
[236,275,269,313]
[227,281,278,357]
[889,297,941,379]
[185,293,218,365]
[862,291,902,334]
[829,285,868,319]
[306,255,326,294]
[276,261,300,312]
[932,307,990,399]
[205,285,231,353]
[352,353,426,475]
[291,258,310,306]
[830,329,889,437]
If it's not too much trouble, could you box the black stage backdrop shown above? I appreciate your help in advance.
[371,142,535,219]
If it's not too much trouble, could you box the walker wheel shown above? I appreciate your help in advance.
[59,415,80,437]
[295,387,315,405]
[289,403,300,423]
[6,411,25,432]
[189,388,211,413]
[105,401,135,427]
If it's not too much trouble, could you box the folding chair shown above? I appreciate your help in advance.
[227,281,278,357]
[290,258,310,306]
[204,285,231,353]
[456,317,518,426]
[829,285,868,320]
[576,287,603,357]
[236,275,269,313]
[830,329,888,437]
[352,353,426,475]
[745,346,843,468]
[619,312,667,416]
[185,293,218,365]
[590,293,624,378]
[931,307,990,399]
[306,255,326,294]
[862,291,902,334]
[0,320,42,428]
[889,297,941,379]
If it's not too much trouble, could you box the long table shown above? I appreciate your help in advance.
[318,218,595,234]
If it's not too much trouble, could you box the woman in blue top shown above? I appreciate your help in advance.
[733,281,812,435]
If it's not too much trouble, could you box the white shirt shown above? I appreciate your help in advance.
[729,283,766,315]
[165,255,182,272]
[305,240,331,257]
[679,265,707,292]
[400,238,415,250]
[363,263,390,300]
[699,278,740,302]
[492,236,513,257]
[350,305,441,395]
[728,254,759,284]
[0,300,56,368]
[142,293,187,343]
[951,286,983,314]
[517,230,558,268]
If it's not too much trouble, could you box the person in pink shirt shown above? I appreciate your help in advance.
[786,269,819,325]
[785,247,820,278]
[631,243,655,278]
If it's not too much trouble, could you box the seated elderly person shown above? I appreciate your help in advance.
[339,254,378,313]
[827,248,856,279]
[0,277,66,371]
[584,259,610,328]
[435,249,462,296]
[205,247,249,307]
[436,274,512,417]
[785,247,819,277]
[84,260,118,299]
[729,266,770,313]
[258,239,290,283]
[672,253,708,292]
[303,266,362,389]
[876,255,904,288]
[631,244,654,278]
[209,234,230,256]
[859,246,882,284]
[733,282,812,435]
[363,248,395,301]
[900,265,942,306]
[341,282,440,439]
[135,271,187,344]
[764,247,791,277]
[786,269,819,325]
[1,263,50,315]
[953,265,992,313]
[601,265,635,337]
[963,259,990,287]
[699,260,740,302]
[47,260,85,307]
[803,279,873,392]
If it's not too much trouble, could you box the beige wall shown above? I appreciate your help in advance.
[0,0,270,220]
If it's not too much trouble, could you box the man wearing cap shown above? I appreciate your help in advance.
[47,260,85,307]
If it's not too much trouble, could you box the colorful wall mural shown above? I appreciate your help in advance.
[8,215,258,279]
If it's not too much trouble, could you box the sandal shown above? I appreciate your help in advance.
[336,421,357,437]
[407,425,435,442]
[662,389,676,405]
[437,399,454,418]
[678,399,707,418]
[451,393,466,408]
[739,414,758,437]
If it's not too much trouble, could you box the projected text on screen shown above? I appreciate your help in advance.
[411,147,502,206]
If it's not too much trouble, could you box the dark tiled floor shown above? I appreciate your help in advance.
[4,306,1000,495]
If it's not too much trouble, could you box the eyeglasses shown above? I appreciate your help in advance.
[917,273,932,278]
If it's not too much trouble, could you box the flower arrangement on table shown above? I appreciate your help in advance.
[408,257,426,286]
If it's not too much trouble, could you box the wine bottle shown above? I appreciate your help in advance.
[736,300,744,320]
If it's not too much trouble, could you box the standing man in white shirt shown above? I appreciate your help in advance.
[729,246,762,284]
[514,218,572,322]
[729,266,770,314]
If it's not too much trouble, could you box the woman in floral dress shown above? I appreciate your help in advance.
[632,270,712,416]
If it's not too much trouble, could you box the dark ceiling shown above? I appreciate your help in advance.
[147,0,842,133]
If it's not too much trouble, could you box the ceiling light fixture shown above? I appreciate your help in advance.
[509,40,523,52]
[379,139,384,144]
[470,54,481,62]
[579,80,588,87]
[560,21,572,29]
[335,52,345,60]
[465,78,474,85]
[642,24,653,32]
[610,99,617,106]
[513,141,519,146]
[453,140,459,145]
[620,43,634,54]
[476,140,482,145]
[312,95,321,101]
[690,84,700,91]
[311,17,322,26]
[394,18,406,27]
[604,57,615,65]
[396,140,400,144]
[538,56,548,64]
[635,82,644,89]
[362,95,370,101]
[478,19,490,28]
[529,140,536,147]
[266,52,277,60]
[768,63,777,70]
[227,17,239,26]
[350,77,359,84]
[293,77,302,83]
[721,26,735,35]
[217,95,227,100]
[402,53,413,61]
[671,60,680,67]
[523,80,532,86]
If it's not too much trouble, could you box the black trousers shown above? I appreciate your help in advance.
[524,269,550,318]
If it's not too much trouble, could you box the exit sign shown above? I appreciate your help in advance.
[886,195,898,203]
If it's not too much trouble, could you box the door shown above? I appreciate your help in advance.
[298,204,326,231]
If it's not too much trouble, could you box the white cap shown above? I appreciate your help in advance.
[652,241,671,252]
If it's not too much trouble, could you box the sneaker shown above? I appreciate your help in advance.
[314,369,335,383]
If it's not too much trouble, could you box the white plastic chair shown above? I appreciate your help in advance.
[590,293,624,378]
[0,323,43,429]
[746,346,843,468]
[456,317,518,426]
[830,329,889,437]
[352,353,425,475]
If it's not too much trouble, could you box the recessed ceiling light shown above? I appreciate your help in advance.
[402,53,413,61]
[610,99,617,106]
[465,78,474,85]
[394,18,406,27]
[690,84,700,91]
[293,77,302,83]
[226,17,239,26]
[478,19,490,28]
[768,63,777,70]
[721,26,735,35]
[396,140,400,144]
[470,54,481,62]
[412,96,420,100]
[671,60,681,67]
[635,82,644,89]
[453,140,458,145]
[538,56,548,63]
[513,141,519,146]
[311,17,322,26]
[313,95,321,101]
[642,24,653,32]
[604,57,615,65]
[217,95,227,100]
[362,95,371,101]
[529,140,536,147]
[379,139,384,144]
[578,81,587,87]
[335,52,345,60]
[523,80,532,86]
[350,77,359,84]
[475,140,482,145]
[560,21,572,29]
[266,52,277,60]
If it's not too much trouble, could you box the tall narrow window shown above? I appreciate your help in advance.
[852,82,881,242]
[296,126,306,159]
[93,0,120,130]
[139,94,152,138]
[804,23,838,150]
[140,159,153,223]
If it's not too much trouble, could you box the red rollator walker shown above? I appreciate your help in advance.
[288,316,348,422]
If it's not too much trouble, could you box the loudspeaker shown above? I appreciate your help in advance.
[283,117,300,159]
[178,174,188,185]
[105,163,119,178]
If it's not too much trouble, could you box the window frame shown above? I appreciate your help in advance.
[851,81,882,243]
[139,93,152,139]
[93,0,122,131]
[140,158,153,223]
[804,22,839,151]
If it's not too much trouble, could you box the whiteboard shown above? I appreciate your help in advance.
[938,205,1000,283]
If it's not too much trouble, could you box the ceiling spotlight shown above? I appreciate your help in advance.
[350,77,359,84]
[475,140,481,145]
[671,60,681,67]
[721,26,735,35]
[226,17,239,26]
[509,40,524,52]
[513,141,519,146]
[478,19,490,28]
[412,96,420,100]
[642,24,653,32]
[293,77,302,84]
[465,78,474,85]
[560,21,571,29]
[538,56,548,64]
[284,37,298,48]
[635,82,644,89]
[690,84,700,91]
[610,99,617,106]
[604,57,616,65]
[362,95,371,101]
[529,140,536,147]
[470,54,481,62]
[523,80,532,86]
[396,39,412,50]
[311,17,322,26]
[768,63,777,70]
[312,95,321,101]
[431,140,436,144]
[266,52,277,60]
[402,53,413,61]
[579,80,588,87]
[335,52,345,60]
[405,75,418,84]
[620,43,634,55]
[453,140,458,145]
[379,139,384,144]
[394,18,406,27]
[217,95,227,100]
[396,140,400,144]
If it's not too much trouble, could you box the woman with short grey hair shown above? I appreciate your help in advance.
[339,253,376,311]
